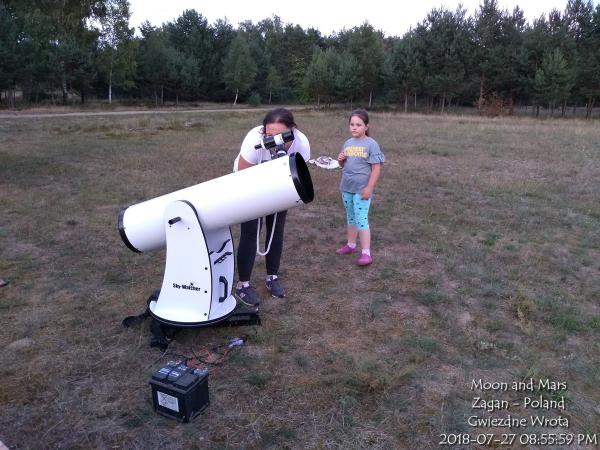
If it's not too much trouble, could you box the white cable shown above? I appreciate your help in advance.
[256,213,277,256]
[255,138,277,256]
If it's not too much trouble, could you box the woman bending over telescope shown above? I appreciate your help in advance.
[233,108,311,305]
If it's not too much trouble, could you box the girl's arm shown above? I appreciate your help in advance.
[337,150,346,167]
[361,163,381,199]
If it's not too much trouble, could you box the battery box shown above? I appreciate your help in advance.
[149,362,209,422]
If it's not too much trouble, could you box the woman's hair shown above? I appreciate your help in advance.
[349,109,370,136]
[262,108,297,133]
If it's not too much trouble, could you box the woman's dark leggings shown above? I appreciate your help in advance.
[237,210,287,281]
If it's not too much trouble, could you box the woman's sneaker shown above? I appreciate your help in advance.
[235,284,260,306]
[336,244,357,255]
[266,277,285,298]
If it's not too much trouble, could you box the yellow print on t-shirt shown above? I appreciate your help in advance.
[345,146,368,158]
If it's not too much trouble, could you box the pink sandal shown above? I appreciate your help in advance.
[336,244,357,255]
[356,254,373,266]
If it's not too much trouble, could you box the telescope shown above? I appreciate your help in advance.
[118,153,314,327]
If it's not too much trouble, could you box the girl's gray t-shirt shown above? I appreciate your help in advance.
[340,137,385,193]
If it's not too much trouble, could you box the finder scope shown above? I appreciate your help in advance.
[254,130,294,150]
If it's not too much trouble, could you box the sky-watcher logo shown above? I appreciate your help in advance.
[172,282,202,291]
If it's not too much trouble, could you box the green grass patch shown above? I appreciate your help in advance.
[550,309,583,334]
[294,353,310,368]
[482,232,500,247]
[414,289,449,305]
[485,319,507,333]
[415,337,439,352]
[243,372,272,387]
[588,316,600,330]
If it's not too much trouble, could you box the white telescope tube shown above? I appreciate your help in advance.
[118,153,313,253]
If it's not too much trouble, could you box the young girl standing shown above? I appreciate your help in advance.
[336,109,385,266]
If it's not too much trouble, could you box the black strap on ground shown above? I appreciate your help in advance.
[122,290,261,349]
[122,289,179,350]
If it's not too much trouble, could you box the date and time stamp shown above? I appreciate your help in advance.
[439,378,597,447]
[440,433,597,447]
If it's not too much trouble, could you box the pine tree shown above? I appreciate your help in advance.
[303,48,328,107]
[222,33,257,105]
[209,19,235,101]
[336,51,361,109]
[137,23,171,104]
[164,10,213,99]
[417,6,472,112]
[0,3,21,106]
[265,65,282,104]
[347,22,385,107]
[384,34,424,112]
[564,0,596,116]
[534,48,574,116]
[98,0,136,104]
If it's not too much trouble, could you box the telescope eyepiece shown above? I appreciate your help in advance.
[254,130,294,150]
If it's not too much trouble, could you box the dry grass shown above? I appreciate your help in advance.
[1,110,599,449]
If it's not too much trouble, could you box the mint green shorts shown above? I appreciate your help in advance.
[342,191,371,230]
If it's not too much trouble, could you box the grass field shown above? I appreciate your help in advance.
[0,109,599,449]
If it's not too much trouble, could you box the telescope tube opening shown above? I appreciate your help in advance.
[118,207,142,253]
[290,152,314,203]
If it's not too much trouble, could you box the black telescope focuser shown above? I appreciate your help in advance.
[254,130,294,159]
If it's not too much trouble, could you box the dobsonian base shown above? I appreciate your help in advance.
[217,304,261,327]
[148,200,237,327]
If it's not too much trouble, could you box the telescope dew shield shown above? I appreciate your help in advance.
[118,153,314,253]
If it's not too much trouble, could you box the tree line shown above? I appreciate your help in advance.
[1,0,599,117]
